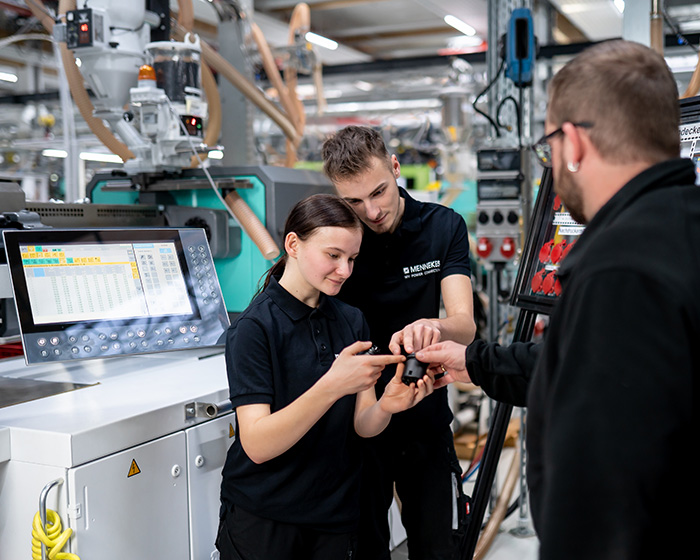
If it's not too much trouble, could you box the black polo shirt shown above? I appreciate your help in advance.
[221,276,369,532]
[338,188,471,434]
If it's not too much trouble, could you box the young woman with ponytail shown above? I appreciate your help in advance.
[216,193,434,560]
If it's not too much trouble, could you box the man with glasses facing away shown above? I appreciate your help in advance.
[416,39,696,559]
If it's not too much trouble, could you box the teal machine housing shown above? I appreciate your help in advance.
[87,166,334,315]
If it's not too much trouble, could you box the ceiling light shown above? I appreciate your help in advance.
[79,152,123,163]
[42,149,123,163]
[614,0,625,14]
[208,150,224,159]
[0,71,18,83]
[444,15,476,37]
[305,31,338,51]
[42,149,68,158]
[446,35,484,49]
[353,80,374,92]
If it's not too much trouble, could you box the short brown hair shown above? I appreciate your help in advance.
[548,40,680,164]
[321,126,392,182]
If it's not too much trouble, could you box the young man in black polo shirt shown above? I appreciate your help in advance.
[322,126,476,560]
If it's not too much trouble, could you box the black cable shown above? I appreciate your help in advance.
[472,57,506,138]
[662,8,699,53]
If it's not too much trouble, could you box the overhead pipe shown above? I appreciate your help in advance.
[283,3,310,167]
[650,0,664,55]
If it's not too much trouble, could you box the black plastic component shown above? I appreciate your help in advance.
[402,353,428,385]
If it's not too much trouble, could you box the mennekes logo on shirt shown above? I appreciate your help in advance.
[403,259,441,279]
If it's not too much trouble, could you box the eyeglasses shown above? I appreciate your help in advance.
[531,122,594,168]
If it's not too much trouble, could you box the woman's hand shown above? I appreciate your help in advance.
[378,362,435,414]
[320,341,405,399]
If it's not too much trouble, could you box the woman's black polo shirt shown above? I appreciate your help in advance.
[221,275,369,532]
[338,188,471,434]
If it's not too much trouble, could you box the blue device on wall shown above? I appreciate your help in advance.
[505,7,536,87]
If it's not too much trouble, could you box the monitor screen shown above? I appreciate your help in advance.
[21,240,193,325]
[3,228,229,364]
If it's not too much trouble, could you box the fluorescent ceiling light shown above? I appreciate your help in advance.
[42,149,68,158]
[447,35,484,48]
[305,31,338,51]
[42,149,123,163]
[444,15,476,37]
[614,0,625,14]
[80,152,123,163]
[208,150,224,160]
[0,71,18,83]
[353,80,374,92]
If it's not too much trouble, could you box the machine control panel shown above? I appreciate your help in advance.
[3,228,230,365]
[475,148,522,264]
[65,9,107,50]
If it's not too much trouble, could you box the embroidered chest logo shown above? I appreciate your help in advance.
[403,259,441,279]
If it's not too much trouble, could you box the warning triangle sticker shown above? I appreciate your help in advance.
[127,459,141,478]
[229,423,235,438]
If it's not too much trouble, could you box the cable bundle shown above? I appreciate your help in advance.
[31,509,80,560]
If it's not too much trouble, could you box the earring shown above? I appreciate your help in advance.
[567,161,580,173]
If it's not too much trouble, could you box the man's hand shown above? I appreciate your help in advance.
[378,362,435,414]
[389,318,442,355]
[415,341,470,389]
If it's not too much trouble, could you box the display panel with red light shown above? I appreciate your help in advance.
[180,115,204,137]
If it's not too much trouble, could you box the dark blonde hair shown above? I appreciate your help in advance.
[547,40,680,164]
[321,125,392,182]
[259,193,363,292]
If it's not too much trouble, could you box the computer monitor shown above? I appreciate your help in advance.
[3,228,230,364]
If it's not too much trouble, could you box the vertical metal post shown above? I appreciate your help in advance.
[39,478,64,560]
[511,407,535,538]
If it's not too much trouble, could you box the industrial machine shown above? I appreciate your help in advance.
[0,226,234,560]
[0,2,334,560]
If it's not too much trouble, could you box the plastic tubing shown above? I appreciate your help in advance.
[250,21,300,131]
[224,190,280,260]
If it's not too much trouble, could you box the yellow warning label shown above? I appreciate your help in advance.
[229,423,235,438]
[127,459,141,478]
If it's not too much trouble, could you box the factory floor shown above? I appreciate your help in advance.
[390,448,539,559]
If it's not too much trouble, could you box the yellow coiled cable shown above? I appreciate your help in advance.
[31,509,81,560]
